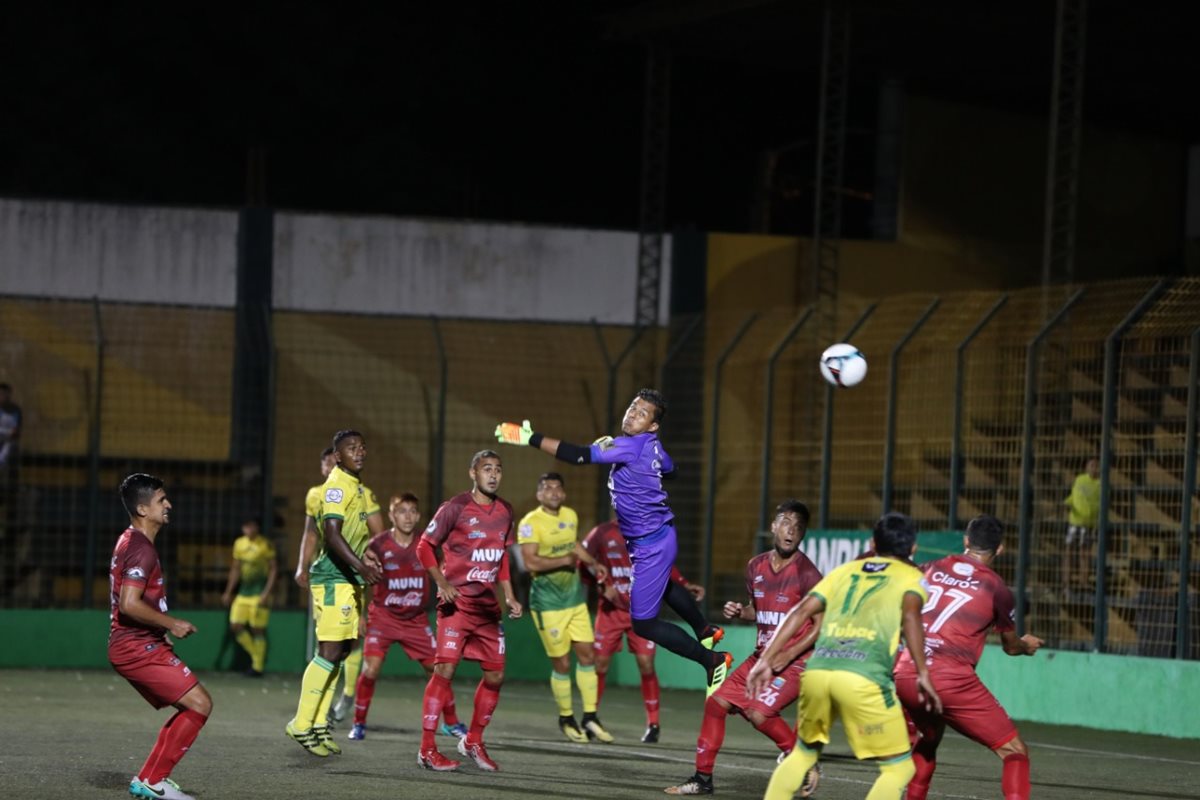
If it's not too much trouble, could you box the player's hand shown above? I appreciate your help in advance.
[358,616,368,638]
[1021,634,1045,655]
[437,582,459,604]
[590,563,609,583]
[723,601,743,619]
[592,435,615,450]
[916,671,943,714]
[169,619,197,639]
[359,560,383,585]
[495,419,534,446]
[688,582,707,602]
[220,592,232,607]
[506,597,523,619]
[258,593,271,607]
[603,584,620,604]
[745,657,772,699]
[363,548,382,571]
[294,569,309,590]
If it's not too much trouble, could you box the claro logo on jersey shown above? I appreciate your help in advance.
[471,548,504,562]
[930,570,979,591]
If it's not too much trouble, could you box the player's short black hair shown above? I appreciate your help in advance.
[775,499,811,527]
[636,388,667,423]
[321,446,335,459]
[872,512,918,558]
[391,492,420,508]
[471,449,501,469]
[965,514,1004,553]
[242,517,262,530]
[120,473,164,518]
[539,472,565,487]
[332,430,362,449]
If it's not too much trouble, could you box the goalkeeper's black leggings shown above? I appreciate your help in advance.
[631,580,715,668]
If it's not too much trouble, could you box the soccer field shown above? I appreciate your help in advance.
[8,669,1198,800]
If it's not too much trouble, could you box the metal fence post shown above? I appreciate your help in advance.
[702,313,758,596]
[949,295,1009,529]
[818,304,876,529]
[430,316,447,508]
[758,306,814,530]
[882,299,941,513]
[82,297,105,607]
[1016,287,1086,633]
[261,305,277,546]
[1179,324,1200,660]
[1095,280,1169,652]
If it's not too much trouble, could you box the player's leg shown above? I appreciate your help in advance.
[349,644,387,737]
[830,672,915,800]
[135,683,212,797]
[766,669,834,800]
[591,609,623,709]
[332,638,363,722]
[937,669,1028,800]
[403,621,466,737]
[568,604,610,742]
[661,578,718,643]
[742,657,803,758]
[248,600,270,675]
[894,667,944,800]
[419,608,467,769]
[665,692,733,795]
[534,607,584,739]
[121,647,208,799]
[229,599,256,670]
[994,734,1031,800]
[288,583,354,756]
[633,650,661,740]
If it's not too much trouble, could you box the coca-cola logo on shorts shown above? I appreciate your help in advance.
[466,567,498,583]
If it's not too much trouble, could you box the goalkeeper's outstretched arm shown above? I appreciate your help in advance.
[495,420,593,464]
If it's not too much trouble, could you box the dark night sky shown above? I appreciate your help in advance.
[2,1,1197,234]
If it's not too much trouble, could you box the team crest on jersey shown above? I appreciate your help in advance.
[325,488,344,503]
[445,629,459,637]
[771,676,785,689]
[952,562,975,577]
[425,521,437,534]
[607,540,619,548]
[469,531,487,539]
[776,594,790,603]
[558,522,566,529]
[753,590,764,598]
[125,566,146,580]
[384,562,399,570]
[550,628,560,637]
[754,574,764,582]
[340,604,353,618]
[384,551,394,558]
[469,517,479,525]
[862,562,890,573]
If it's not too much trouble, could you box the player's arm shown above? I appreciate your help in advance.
[221,556,240,607]
[901,591,943,713]
[361,509,385,571]
[1001,629,1045,656]
[520,541,575,573]
[260,554,278,605]
[722,596,756,621]
[323,516,382,584]
[294,517,318,589]
[495,550,523,618]
[573,541,607,582]
[118,583,196,640]
[771,611,824,665]
[672,565,705,601]
[416,535,457,603]
[747,593,824,697]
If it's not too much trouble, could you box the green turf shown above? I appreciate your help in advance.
[5,668,1199,799]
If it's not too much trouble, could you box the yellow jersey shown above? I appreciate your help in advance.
[806,555,929,687]
[518,505,583,611]
[231,534,276,597]
[310,466,380,585]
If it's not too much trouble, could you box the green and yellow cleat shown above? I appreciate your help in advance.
[705,652,734,698]
[285,721,331,757]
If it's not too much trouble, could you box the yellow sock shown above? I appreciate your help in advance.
[250,634,267,673]
[315,661,343,724]
[866,754,915,800]
[235,629,255,660]
[576,663,599,714]
[292,656,336,731]
[341,646,362,697]
[550,671,574,716]
[765,742,820,800]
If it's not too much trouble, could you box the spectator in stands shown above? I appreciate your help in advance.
[0,382,20,468]
[1063,457,1100,590]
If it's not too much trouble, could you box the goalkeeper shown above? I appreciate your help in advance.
[495,389,733,696]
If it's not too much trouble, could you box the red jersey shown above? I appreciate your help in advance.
[582,520,689,613]
[108,527,169,651]
[422,492,513,614]
[745,550,823,653]
[367,530,430,621]
[897,554,1015,669]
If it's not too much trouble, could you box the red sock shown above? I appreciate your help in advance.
[753,715,796,752]
[353,674,376,726]
[695,697,727,775]
[907,747,935,800]
[420,673,452,750]
[640,673,660,725]
[140,709,207,785]
[443,690,460,726]
[597,671,607,706]
[1002,753,1030,800]
[468,679,502,743]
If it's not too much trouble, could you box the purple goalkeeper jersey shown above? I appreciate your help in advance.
[589,432,674,539]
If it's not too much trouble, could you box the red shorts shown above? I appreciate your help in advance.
[714,651,805,719]
[109,641,198,710]
[895,664,1018,750]
[434,603,505,671]
[592,608,655,657]
[363,608,436,665]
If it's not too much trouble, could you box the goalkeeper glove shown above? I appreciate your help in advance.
[495,419,534,446]
[593,435,615,451]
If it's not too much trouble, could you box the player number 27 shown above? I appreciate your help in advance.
[921,586,972,633]
[840,573,888,614]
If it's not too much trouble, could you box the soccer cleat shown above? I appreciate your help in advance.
[559,715,588,743]
[581,712,614,743]
[699,625,725,651]
[641,723,661,743]
[348,723,366,740]
[285,721,331,757]
[705,652,734,698]
[799,763,822,798]
[313,725,341,754]
[438,721,469,739]
[329,693,353,723]
[664,772,714,795]
[417,747,461,771]
[243,668,264,678]
[129,777,195,800]
[457,736,500,771]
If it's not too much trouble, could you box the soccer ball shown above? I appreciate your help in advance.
[819,343,867,388]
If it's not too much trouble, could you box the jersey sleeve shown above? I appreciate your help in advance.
[321,479,352,521]
[230,539,241,563]
[363,485,381,516]
[305,486,321,519]
[120,540,158,587]
[660,449,675,474]
[808,570,837,606]
[265,540,277,562]
[992,580,1017,633]
[422,499,461,547]
[517,511,540,547]
[744,561,755,604]
[589,435,643,465]
[904,567,930,603]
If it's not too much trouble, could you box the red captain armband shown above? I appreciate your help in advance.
[670,566,689,586]
[415,536,439,571]
[498,550,511,581]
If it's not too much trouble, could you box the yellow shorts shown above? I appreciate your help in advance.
[797,669,911,759]
[311,582,363,643]
[229,595,270,628]
[531,603,595,658]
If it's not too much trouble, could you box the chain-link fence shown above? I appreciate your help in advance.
[3,279,1198,660]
